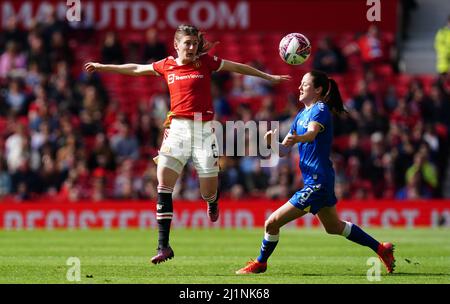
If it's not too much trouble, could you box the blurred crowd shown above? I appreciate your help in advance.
[0,10,449,203]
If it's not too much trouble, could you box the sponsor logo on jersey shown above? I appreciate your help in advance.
[298,120,309,129]
[167,73,205,84]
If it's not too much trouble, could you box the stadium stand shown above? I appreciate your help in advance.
[0,0,449,204]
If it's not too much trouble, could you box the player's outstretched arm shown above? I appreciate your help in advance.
[265,129,291,157]
[84,62,158,76]
[284,123,321,145]
[220,60,291,84]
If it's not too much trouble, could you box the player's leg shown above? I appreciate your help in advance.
[316,206,346,235]
[317,205,380,250]
[199,175,220,222]
[151,118,192,264]
[236,202,307,274]
[151,155,183,264]
[317,206,395,273]
[260,202,307,261]
[193,121,220,222]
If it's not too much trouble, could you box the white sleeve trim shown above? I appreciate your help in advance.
[216,59,224,72]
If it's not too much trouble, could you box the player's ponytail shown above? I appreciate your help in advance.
[326,78,347,115]
[174,24,218,56]
[310,70,347,115]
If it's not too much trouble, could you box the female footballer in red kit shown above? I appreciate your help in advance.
[85,24,291,264]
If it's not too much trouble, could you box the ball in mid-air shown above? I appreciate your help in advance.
[279,33,311,65]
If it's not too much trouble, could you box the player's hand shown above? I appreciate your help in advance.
[84,62,101,73]
[285,130,299,146]
[268,74,291,84]
[264,129,278,146]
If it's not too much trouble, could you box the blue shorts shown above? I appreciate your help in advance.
[288,184,337,215]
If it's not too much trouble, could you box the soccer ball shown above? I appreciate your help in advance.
[279,33,311,65]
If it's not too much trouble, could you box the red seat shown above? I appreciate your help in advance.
[101,73,124,86]
[418,75,437,95]
[395,74,413,98]
[228,96,264,113]
[374,64,394,78]
[219,33,238,44]
[83,136,97,152]
[243,33,263,45]
[333,135,350,152]
[0,117,7,136]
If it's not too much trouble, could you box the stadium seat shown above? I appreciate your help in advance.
[83,136,97,152]
[332,135,350,152]
[0,117,7,137]
[219,33,239,44]
[243,33,263,45]
[395,74,413,98]
[418,75,437,95]
[228,96,264,113]
[374,64,394,78]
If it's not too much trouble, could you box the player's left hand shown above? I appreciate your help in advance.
[285,130,299,146]
[268,74,292,84]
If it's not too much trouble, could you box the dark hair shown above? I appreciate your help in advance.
[174,24,216,55]
[309,70,347,115]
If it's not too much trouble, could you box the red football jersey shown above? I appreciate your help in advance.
[152,54,223,121]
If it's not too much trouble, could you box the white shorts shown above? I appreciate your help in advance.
[156,118,220,177]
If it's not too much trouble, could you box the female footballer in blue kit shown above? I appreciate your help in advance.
[236,70,395,274]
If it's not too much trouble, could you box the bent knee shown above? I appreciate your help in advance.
[264,218,280,234]
[324,224,343,235]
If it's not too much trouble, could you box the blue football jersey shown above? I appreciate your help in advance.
[290,102,335,188]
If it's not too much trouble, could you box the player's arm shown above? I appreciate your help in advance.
[264,129,292,158]
[284,122,322,145]
[84,62,159,76]
[220,60,291,84]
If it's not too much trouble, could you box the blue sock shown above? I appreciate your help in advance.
[342,221,380,253]
[256,233,279,263]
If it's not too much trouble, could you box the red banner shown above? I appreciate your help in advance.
[0,0,398,33]
[0,200,448,230]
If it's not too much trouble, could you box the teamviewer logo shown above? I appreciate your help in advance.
[168,74,175,84]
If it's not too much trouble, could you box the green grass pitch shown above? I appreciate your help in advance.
[0,228,449,284]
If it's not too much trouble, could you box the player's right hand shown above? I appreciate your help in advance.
[84,62,100,73]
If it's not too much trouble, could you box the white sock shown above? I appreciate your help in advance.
[341,221,353,238]
[264,232,279,242]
